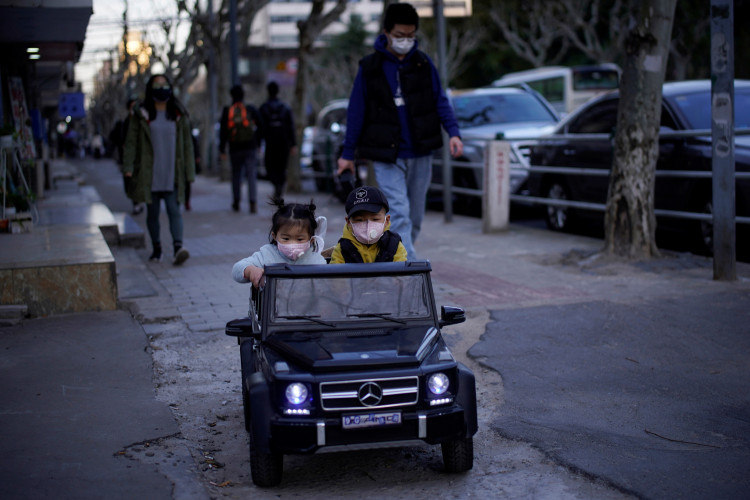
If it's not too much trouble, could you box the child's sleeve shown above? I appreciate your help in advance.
[232,251,264,283]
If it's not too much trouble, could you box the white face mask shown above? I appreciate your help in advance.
[277,240,310,261]
[351,220,386,245]
[390,36,415,55]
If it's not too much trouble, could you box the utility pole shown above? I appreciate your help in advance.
[710,0,736,281]
[432,0,452,222]
[207,0,218,173]
[121,0,130,89]
[229,0,239,86]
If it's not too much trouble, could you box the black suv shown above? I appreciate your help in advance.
[226,261,478,486]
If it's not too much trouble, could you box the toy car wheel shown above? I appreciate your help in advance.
[441,437,474,473]
[242,385,251,433]
[249,421,283,487]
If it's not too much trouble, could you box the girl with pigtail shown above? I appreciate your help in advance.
[231,198,327,287]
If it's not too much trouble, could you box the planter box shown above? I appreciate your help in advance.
[9,212,32,233]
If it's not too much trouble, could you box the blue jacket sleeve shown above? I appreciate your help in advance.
[341,68,367,161]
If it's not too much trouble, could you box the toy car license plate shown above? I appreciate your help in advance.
[342,411,401,429]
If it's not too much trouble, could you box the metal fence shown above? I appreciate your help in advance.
[429,129,750,225]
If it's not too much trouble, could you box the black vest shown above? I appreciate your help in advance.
[357,51,443,163]
[337,231,402,263]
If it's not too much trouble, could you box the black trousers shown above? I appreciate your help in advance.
[264,145,290,198]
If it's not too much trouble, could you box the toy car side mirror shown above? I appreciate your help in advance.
[440,305,466,327]
[225,317,261,339]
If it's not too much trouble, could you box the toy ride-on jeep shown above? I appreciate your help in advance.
[225,261,478,487]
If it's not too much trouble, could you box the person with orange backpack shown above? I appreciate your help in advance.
[220,84,264,213]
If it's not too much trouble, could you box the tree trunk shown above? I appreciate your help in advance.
[288,0,348,193]
[603,0,677,259]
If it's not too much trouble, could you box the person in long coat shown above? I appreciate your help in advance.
[123,74,195,265]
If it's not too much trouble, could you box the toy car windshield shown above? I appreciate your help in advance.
[271,273,432,326]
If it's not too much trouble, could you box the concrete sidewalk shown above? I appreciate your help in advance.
[0,310,207,500]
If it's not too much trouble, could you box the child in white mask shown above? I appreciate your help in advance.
[232,198,327,287]
[329,186,407,264]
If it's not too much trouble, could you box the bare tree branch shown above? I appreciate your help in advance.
[288,0,349,191]
[488,1,569,67]
[554,0,629,63]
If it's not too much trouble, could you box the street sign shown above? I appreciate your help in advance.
[411,0,472,17]
[59,92,86,119]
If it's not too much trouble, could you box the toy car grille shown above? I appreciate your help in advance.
[320,376,419,411]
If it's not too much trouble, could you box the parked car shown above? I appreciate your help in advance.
[491,64,621,116]
[225,261,478,487]
[527,79,750,255]
[430,87,560,214]
[309,99,349,192]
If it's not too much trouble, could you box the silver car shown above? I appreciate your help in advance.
[431,87,560,213]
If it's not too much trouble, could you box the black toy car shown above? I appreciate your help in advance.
[225,261,478,487]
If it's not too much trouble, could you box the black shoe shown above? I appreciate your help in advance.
[149,244,162,262]
[232,201,239,212]
[173,246,190,266]
[250,201,257,214]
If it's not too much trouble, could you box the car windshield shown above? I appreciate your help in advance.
[452,93,557,128]
[668,87,750,130]
[572,69,620,90]
[270,274,432,326]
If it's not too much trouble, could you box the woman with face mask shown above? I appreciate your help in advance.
[122,74,196,265]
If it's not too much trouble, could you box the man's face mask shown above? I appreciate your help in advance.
[277,240,310,261]
[351,220,386,245]
[389,36,415,55]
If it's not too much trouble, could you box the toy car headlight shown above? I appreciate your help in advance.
[285,383,308,405]
[427,373,450,395]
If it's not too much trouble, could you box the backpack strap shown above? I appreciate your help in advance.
[228,103,249,129]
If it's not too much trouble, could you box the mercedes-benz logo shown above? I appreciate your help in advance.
[357,382,383,406]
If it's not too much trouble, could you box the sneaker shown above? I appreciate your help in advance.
[173,247,190,266]
[132,203,144,215]
[149,244,162,262]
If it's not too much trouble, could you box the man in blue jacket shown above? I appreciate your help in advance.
[336,2,463,260]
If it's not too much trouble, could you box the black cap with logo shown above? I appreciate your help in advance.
[345,186,390,217]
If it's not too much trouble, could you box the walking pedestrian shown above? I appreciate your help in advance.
[220,84,263,213]
[259,81,296,199]
[111,98,144,215]
[336,2,463,260]
[122,74,195,265]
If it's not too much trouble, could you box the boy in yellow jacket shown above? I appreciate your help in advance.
[329,186,408,263]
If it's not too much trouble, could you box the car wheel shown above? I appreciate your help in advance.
[695,198,714,256]
[441,437,474,473]
[453,163,482,216]
[249,419,283,487]
[544,180,573,231]
[310,161,328,192]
